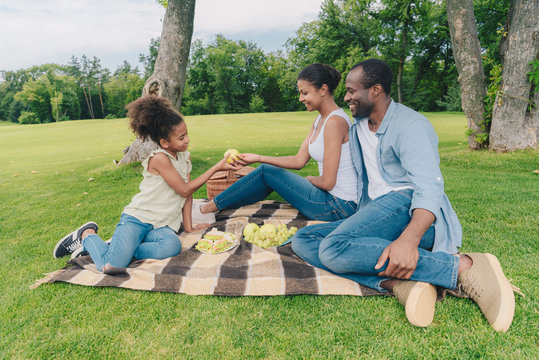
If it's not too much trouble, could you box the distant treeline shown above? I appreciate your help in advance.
[0,0,508,124]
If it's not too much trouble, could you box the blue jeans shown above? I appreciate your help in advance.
[214,164,358,221]
[82,213,181,271]
[291,189,460,291]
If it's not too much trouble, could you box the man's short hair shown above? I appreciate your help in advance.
[351,59,392,95]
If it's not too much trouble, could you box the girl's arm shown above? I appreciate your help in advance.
[149,153,240,198]
[181,174,211,232]
[238,123,315,170]
[305,115,349,191]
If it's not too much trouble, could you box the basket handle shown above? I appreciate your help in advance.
[226,170,235,180]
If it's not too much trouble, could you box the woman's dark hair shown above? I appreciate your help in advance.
[350,58,392,95]
[126,96,184,144]
[297,63,341,94]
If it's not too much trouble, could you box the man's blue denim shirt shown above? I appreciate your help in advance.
[349,100,462,254]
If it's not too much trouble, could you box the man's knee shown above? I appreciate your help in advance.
[319,235,348,273]
[291,229,310,258]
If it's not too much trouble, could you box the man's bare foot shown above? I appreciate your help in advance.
[200,201,218,214]
[457,254,473,276]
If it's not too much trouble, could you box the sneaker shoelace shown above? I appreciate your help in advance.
[460,273,484,299]
[66,239,82,252]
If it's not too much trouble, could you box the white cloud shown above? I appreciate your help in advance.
[193,0,321,40]
[0,0,322,72]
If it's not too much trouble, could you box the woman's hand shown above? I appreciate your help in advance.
[237,153,260,165]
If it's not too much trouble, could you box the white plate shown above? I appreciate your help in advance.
[196,237,239,254]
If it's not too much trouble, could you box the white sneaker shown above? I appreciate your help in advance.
[192,199,216,225]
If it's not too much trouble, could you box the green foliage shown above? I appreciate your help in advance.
[182,36,268,115]
[466,56,504,146]
[17,111,40,124]
[248,94,266,113]
[14,75,54,123]
[139,37,160,80]
[527,57,539,95]
[104,63,144,118]
[436,82,461,111]
[474,0,510,67]
[156,0,167,7]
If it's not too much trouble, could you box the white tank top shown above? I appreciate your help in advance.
[308,108,358,202]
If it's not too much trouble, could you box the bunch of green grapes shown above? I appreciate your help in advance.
[243,223,298,248]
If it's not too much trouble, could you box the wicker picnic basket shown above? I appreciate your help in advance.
[206,166,255,200]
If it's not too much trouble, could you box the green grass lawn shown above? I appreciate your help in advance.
[0,112,537,359]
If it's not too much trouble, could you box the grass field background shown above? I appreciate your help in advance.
[0,112,537,359]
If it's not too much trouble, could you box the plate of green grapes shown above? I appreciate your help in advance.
[242,223,298,248]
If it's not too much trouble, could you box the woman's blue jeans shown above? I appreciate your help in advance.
[214,164,358,221]
[291,189,460,292]
[82,213,181,271]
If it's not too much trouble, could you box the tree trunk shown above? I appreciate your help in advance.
[489,0,538,151]
[119,0,196,165]
[97,82,105,118]
[447,0,486,149]
[87,83,95,119]
[397,6,409,104]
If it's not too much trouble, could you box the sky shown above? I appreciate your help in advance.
[0,0,324,72]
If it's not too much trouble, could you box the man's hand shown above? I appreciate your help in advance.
[375,237,420,279]
[375,208,435,279]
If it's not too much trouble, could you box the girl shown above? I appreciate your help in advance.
[200,63,358,221]
[53,96,240,272]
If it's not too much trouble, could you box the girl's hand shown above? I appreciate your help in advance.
[238,153,260,165]
[184,223,211,233]
[217,157,243,171]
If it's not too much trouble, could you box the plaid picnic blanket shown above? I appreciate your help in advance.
[34,200,464,299]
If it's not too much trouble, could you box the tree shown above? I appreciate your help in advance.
[139,37,161,80]
[104,62,145,118]
[488,0,538,151]
[181,36,268,115]
[14,72,80,123]
[120,0,196,164]
[447,0,538,151]
[447,0,487,149]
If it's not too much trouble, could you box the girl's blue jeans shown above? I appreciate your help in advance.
[213,164,358,221]
[291,189,460,292]
[82,213,181,271]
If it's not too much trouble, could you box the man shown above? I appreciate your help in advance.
[291,59,515,331]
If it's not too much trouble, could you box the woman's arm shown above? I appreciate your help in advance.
[306,115,349,191]
[149,153,240,198]
[238,123,315,170]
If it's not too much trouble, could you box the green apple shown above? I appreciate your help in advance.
[224,149,240,164]
[243,223,259,237]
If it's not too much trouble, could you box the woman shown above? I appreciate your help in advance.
[200,63,358,221]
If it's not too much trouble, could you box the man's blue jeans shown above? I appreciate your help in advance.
[291,189,460,291]
[83,213,181,271]
[214,164,358,221]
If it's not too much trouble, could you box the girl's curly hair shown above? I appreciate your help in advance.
[126,96,184,144]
